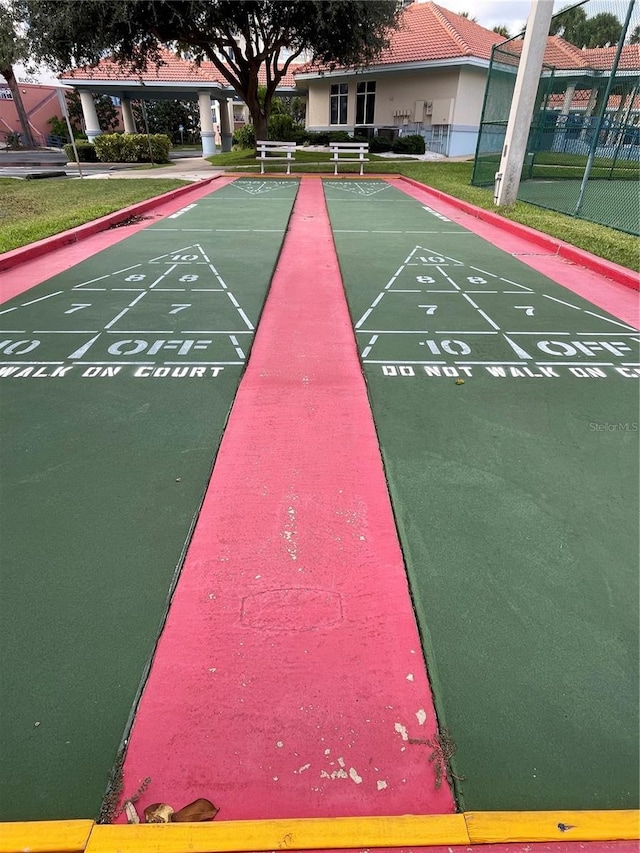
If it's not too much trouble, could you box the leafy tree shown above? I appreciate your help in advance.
[550,4,588,45]
[630,24,640,44]
[20,0,400,144]
[492,25,511,39]
[65,89,119,133]
[458,11,478,23]
[0,1,35,147]
[581,12,623,48]
[551,5,623,48]
[132,99,200,144]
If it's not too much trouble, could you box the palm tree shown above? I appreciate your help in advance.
[492,25,511,39]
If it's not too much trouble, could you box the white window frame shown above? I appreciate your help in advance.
[330,83,348,126]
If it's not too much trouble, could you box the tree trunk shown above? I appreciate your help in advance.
[2,65,36,148]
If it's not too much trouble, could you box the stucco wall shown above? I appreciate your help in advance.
[304,68,462,131]
[453,67,490,127]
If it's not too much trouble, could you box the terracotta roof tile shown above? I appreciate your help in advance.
[501,36,588,69]
[296,2,504,74]
[581,44,640,71]
[61,48,300,89]
[499,37,639,72]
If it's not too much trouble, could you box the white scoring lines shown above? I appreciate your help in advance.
[352,243,638,366]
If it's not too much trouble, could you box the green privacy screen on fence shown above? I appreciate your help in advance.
[472,0,640,236]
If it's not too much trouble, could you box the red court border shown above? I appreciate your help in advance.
[397,176,639,292]
[0,177,238,303]
[0,176,224,275]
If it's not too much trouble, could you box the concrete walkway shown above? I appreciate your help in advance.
[79,156,221,182]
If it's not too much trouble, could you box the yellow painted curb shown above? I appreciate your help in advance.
[0,819,94,853]
[84,814,468,852]
[465,810,640,844]
[2,811,639,852]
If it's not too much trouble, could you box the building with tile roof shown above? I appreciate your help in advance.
[294,1,507,157]
[57,49,302,155]
[294,1,639,158]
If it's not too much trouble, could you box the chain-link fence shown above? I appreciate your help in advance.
[472,0,640,236]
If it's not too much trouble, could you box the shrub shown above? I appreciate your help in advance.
[268,113,294,141]
[93,133,171,163]
[47,116,70,142]
[392,134,425,155]
[290,126,309,144]
[5,131,23,150]
[328,130,351,143]
[63,140,98,162]
[233,124,255,149]
[370,135,393,153]
[305,131,330,146]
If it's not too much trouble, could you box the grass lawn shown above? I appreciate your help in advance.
[0,161,637,272]
[0,178,186,254]
[382,161,639,272]
[211,157,637,271]
[207,149,401,167]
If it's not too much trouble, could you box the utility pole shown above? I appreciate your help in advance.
[494,0,555,207]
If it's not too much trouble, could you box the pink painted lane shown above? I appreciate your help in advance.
[394,178,639,328]
[117,177,454,820]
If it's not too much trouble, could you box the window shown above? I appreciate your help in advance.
[356,81,376,125]
[330,83,348,125]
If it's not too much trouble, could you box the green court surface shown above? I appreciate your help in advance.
[324,179,639,811]
[0,179,298,820]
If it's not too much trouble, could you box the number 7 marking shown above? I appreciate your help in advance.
[169,304,191,315]
[65,303,91,314]
[514,305,535,316]
[418,304,438,315]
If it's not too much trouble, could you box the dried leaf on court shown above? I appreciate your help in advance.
[172,798,219,822]
[144,802,175,823]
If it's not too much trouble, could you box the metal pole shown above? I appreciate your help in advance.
[56,87,83,179]
[608,82,636,179]
[575,0,635,214]
[140,99,155,165]
[495,0,555,207]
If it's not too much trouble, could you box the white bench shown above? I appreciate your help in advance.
[330,141,370,175]
[256,140,297,174]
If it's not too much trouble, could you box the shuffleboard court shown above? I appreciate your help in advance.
[0,178,299,820]
[323,178,639,811]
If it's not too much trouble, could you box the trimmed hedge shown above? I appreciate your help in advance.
[392,134,425,154]
[63,140,98,162]
[370,135,393,153]
[92,133,172,163]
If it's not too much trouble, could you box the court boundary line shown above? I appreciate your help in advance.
[1,810,638,852]
[397,176,638,291]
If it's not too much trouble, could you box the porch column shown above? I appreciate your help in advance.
[561,82,576,115]
[121,96,136,133]
[79,90,101,141]
[219,98,234,152]
[198,91,216,156]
